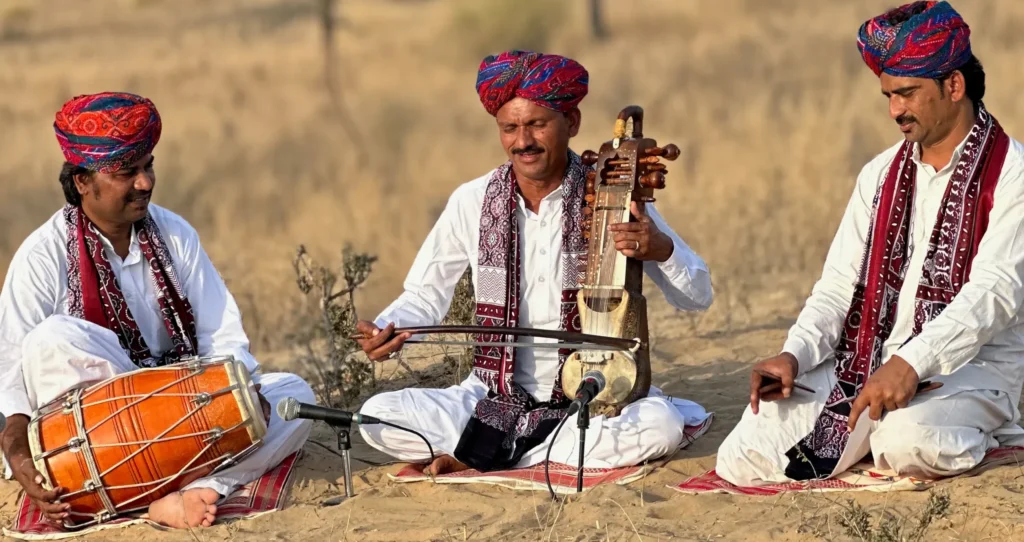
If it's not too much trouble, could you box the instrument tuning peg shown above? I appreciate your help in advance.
[586,170,596,181]
[581,150,599,166]
[639,171,666,189]
[644,144,681,161]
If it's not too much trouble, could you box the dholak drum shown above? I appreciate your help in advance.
[27,356,267,528]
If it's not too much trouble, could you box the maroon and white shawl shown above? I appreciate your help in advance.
[453,151,588,472]
[65,204,198,367]
[784,105,1010,480]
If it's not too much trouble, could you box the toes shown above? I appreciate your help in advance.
[198,488,221,505]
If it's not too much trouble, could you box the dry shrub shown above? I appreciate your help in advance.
[289,242,465,405]
[837,491,951,542]
[439,269,475,383]
[290,244,378,408]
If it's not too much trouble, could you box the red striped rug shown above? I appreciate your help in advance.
[3,452,300,540]
[671,446,1024,496]
[390,414,715,494]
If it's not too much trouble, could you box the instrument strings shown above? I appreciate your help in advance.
[583,185,628,352]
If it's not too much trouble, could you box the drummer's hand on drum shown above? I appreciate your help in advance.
[355,321,411,362]
[254,384,271,424]
[2,415,70,522]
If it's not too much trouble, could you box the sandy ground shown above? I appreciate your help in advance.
[4,0,1024,540]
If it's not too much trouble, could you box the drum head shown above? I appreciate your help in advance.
[224,359,268,443]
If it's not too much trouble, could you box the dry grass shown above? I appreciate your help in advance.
[1,0,1023,365]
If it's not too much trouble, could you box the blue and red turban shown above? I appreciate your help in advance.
[54,92,162,174]
[475,50,589,116]
[857,1,971,78]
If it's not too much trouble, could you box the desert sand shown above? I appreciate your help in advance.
[2,0,1024,540]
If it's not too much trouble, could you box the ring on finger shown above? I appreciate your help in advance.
[633,240,640,251]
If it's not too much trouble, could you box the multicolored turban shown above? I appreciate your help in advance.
[857,1,971,78]
[475,50,589,116]
[54,92,162,173]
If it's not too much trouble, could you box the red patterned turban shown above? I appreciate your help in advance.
[475,50,589,116]
[54,92,162,173]
[857,1,972,78]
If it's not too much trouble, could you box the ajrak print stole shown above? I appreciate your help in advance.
[65,205,198,367]
[453,151,589,472]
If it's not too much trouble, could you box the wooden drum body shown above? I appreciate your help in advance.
[27,356,267,528]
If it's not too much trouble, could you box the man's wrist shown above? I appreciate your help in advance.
[1,414,31,458]
[652,232,674,262]
[780,352,800,376]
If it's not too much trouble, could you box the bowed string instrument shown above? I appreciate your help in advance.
[353,106,679,418]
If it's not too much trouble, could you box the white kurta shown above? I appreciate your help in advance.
[718,134,1024,485]
[360,170,715,468]
[0,204,313,496]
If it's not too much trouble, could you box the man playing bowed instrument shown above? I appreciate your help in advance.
[355,50,714,475]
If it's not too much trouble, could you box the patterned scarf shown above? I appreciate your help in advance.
[453,151,588,472]
[784,105,1009,480]
[65,205,198,367]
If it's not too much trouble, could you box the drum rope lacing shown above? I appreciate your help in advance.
[35,359,264,527]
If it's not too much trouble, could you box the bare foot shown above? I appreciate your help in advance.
[425,455,471,476]
[146,488,220,528]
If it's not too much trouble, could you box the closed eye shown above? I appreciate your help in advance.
[882,85,919,98]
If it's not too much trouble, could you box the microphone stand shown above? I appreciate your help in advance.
[333,422,355,499]
[576,403,588,493]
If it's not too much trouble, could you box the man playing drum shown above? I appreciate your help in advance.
[0,92,314,528]
[716,1,1024,485]
[354,50,714,476]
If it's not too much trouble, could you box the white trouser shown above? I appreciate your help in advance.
[15,315,313,497]
[358,375,710,469]
[716,362,1023,486]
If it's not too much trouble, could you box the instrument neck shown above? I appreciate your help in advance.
[582,189,643,296]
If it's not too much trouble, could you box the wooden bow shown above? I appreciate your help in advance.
[350,325,643,353]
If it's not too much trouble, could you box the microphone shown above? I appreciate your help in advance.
[276,398,381,426]
[566,370,606,416]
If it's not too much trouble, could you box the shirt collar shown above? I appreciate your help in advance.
[515,184,564,214]
[911,130,972,174]
[96,225,141,263]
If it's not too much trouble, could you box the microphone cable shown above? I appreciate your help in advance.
[308,413,437,465]
[379,420,436,464]
[544,412,573,501]
[308,440,398,467]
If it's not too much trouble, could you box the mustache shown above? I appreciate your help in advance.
[896,114,917,125]
[126,191,151,202]
[512,145,544,155]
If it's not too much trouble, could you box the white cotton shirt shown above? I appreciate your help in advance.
[783,133,1024,404]
[0,204,260,417]
[375,171,714,402]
